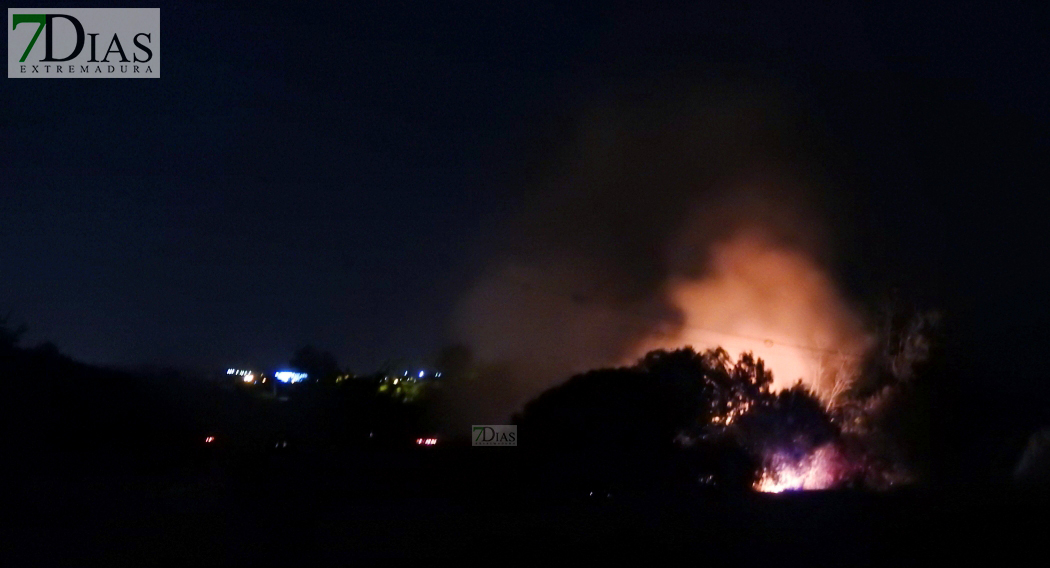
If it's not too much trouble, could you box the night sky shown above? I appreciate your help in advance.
[3,1,1048,391]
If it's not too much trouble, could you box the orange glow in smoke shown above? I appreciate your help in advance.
[637,231,869,398]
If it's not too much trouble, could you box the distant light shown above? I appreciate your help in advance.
[242,373,255,383]
[419,371,425,378]
[205,436,215,443]
[403,371,408,376]
[393,378,399,384]
[227,369,235,375]
[274,371,308,383]
[435,372,441,378]
[416,437,437,446]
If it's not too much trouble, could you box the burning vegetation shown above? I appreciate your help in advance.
[626,230,927,491]
[455,227,934,492]
[515,340,928,493]
[445,89,936,492]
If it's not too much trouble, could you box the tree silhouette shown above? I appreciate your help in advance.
[516,366,689,451]
[515,347,842,490]
[731,381,837,462]
[0,313,27,352]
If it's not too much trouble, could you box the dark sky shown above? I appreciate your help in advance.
[3,2,1048,383]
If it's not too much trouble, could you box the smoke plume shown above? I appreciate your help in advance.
[448,86,872,424]
[634,227,871,396]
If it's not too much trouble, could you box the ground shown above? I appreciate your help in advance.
[7,448,1043,565]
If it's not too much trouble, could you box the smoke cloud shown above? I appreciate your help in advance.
[634,226,871,396]
[447,86,872,424]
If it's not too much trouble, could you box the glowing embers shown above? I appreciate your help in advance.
[711,400,753,426]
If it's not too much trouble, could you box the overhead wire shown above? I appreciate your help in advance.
[502,273,866,359]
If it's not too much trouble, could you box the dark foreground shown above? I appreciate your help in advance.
[7,448,1043,565]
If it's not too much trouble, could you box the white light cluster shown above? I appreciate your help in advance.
[274,371,308,383]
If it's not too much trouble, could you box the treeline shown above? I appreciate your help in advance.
[1,338,196,470]
[1,313,932,491]
[0,324,432,473]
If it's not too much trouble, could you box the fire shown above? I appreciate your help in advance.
[754,444,841,493]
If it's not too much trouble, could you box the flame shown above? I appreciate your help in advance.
[754,444,841,492]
